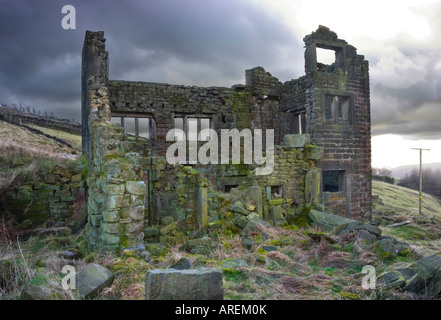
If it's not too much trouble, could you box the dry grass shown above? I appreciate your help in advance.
[0,121,77,190]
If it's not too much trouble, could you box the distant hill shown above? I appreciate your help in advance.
[0,106,81,135]
[390,163,441,179]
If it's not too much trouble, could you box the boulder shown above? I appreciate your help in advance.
[230,203,252,216]
[378,239,397,258]
[307,232,336,244]
[21,285,53,300]
[261,246,278,252]
[357,230,377,244]
[378,238,411,259]
[308,210,354,231]
[426,268,441,298]
[59,248,83,260]
[241,237,253,250]
[403,274,426,293]
[145,268,223,300]
[234,216,249,229]
[397,268,416,281]
[191,245,211,255]
[379,271,398,284]
[220,259,248,269]
[412,255,441,281]
[241,218,268,236]
[77,264,115,299]
[122,244,150,262]
[335,221,382,238]
[170,257,191,270]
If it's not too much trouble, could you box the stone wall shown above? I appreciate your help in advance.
[299,26,371,220]
[81,26,371,250]
[82,31,148,250]
[4,165,83,229]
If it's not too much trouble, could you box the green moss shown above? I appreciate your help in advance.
[111,256,152,275]
[268,199,283,206]
[282,225,299,231]
[341,291,359,300]
[85,253,95,263]
[222,268,248,282]
[399,248,411,257]
[256,246,268,255]
[28,273,51,286]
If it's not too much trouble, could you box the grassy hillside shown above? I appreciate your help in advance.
[0,120,81,191]
[373,180,441,255]
[26,124,82,152]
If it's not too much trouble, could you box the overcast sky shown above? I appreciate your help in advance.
[1,0,440,168]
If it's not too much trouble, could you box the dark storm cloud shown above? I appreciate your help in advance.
[1,0,440,142]
[370,44,441,139]
[369,0,441,140]
[0,0,303,121]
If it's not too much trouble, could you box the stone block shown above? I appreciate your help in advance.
[45,173,56,184]
[220,259,248,269]
[170,257,191,270]
[230,203,251,216]
[357,230,377,243]
[71,174,82,184]
[309,210,355,231]
[104,183,125,195]
[52,165,73,179]
[100,232,120,245]
[54,190,71,199]
[103,195,131,210]
[305,145,324,160]
[120,220,144,234]
[145,268,223,300]
[305,168,322,205]
[21,285,53,300]
[412,255,441,280]
[101,222,119,234]
[283,134,311,148]
[403,274,426,293]
[102,210,119,223]
[187,238,212,248]
[120,206,145,221]
[77,264,115,299]
[426,268,441,298]
[126,181,147,196]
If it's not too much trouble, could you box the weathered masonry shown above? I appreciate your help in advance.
[82,26,371,250]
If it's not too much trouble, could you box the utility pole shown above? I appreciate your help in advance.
[410,148,430,215]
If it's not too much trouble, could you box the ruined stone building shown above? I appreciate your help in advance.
[81,26,371,250]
